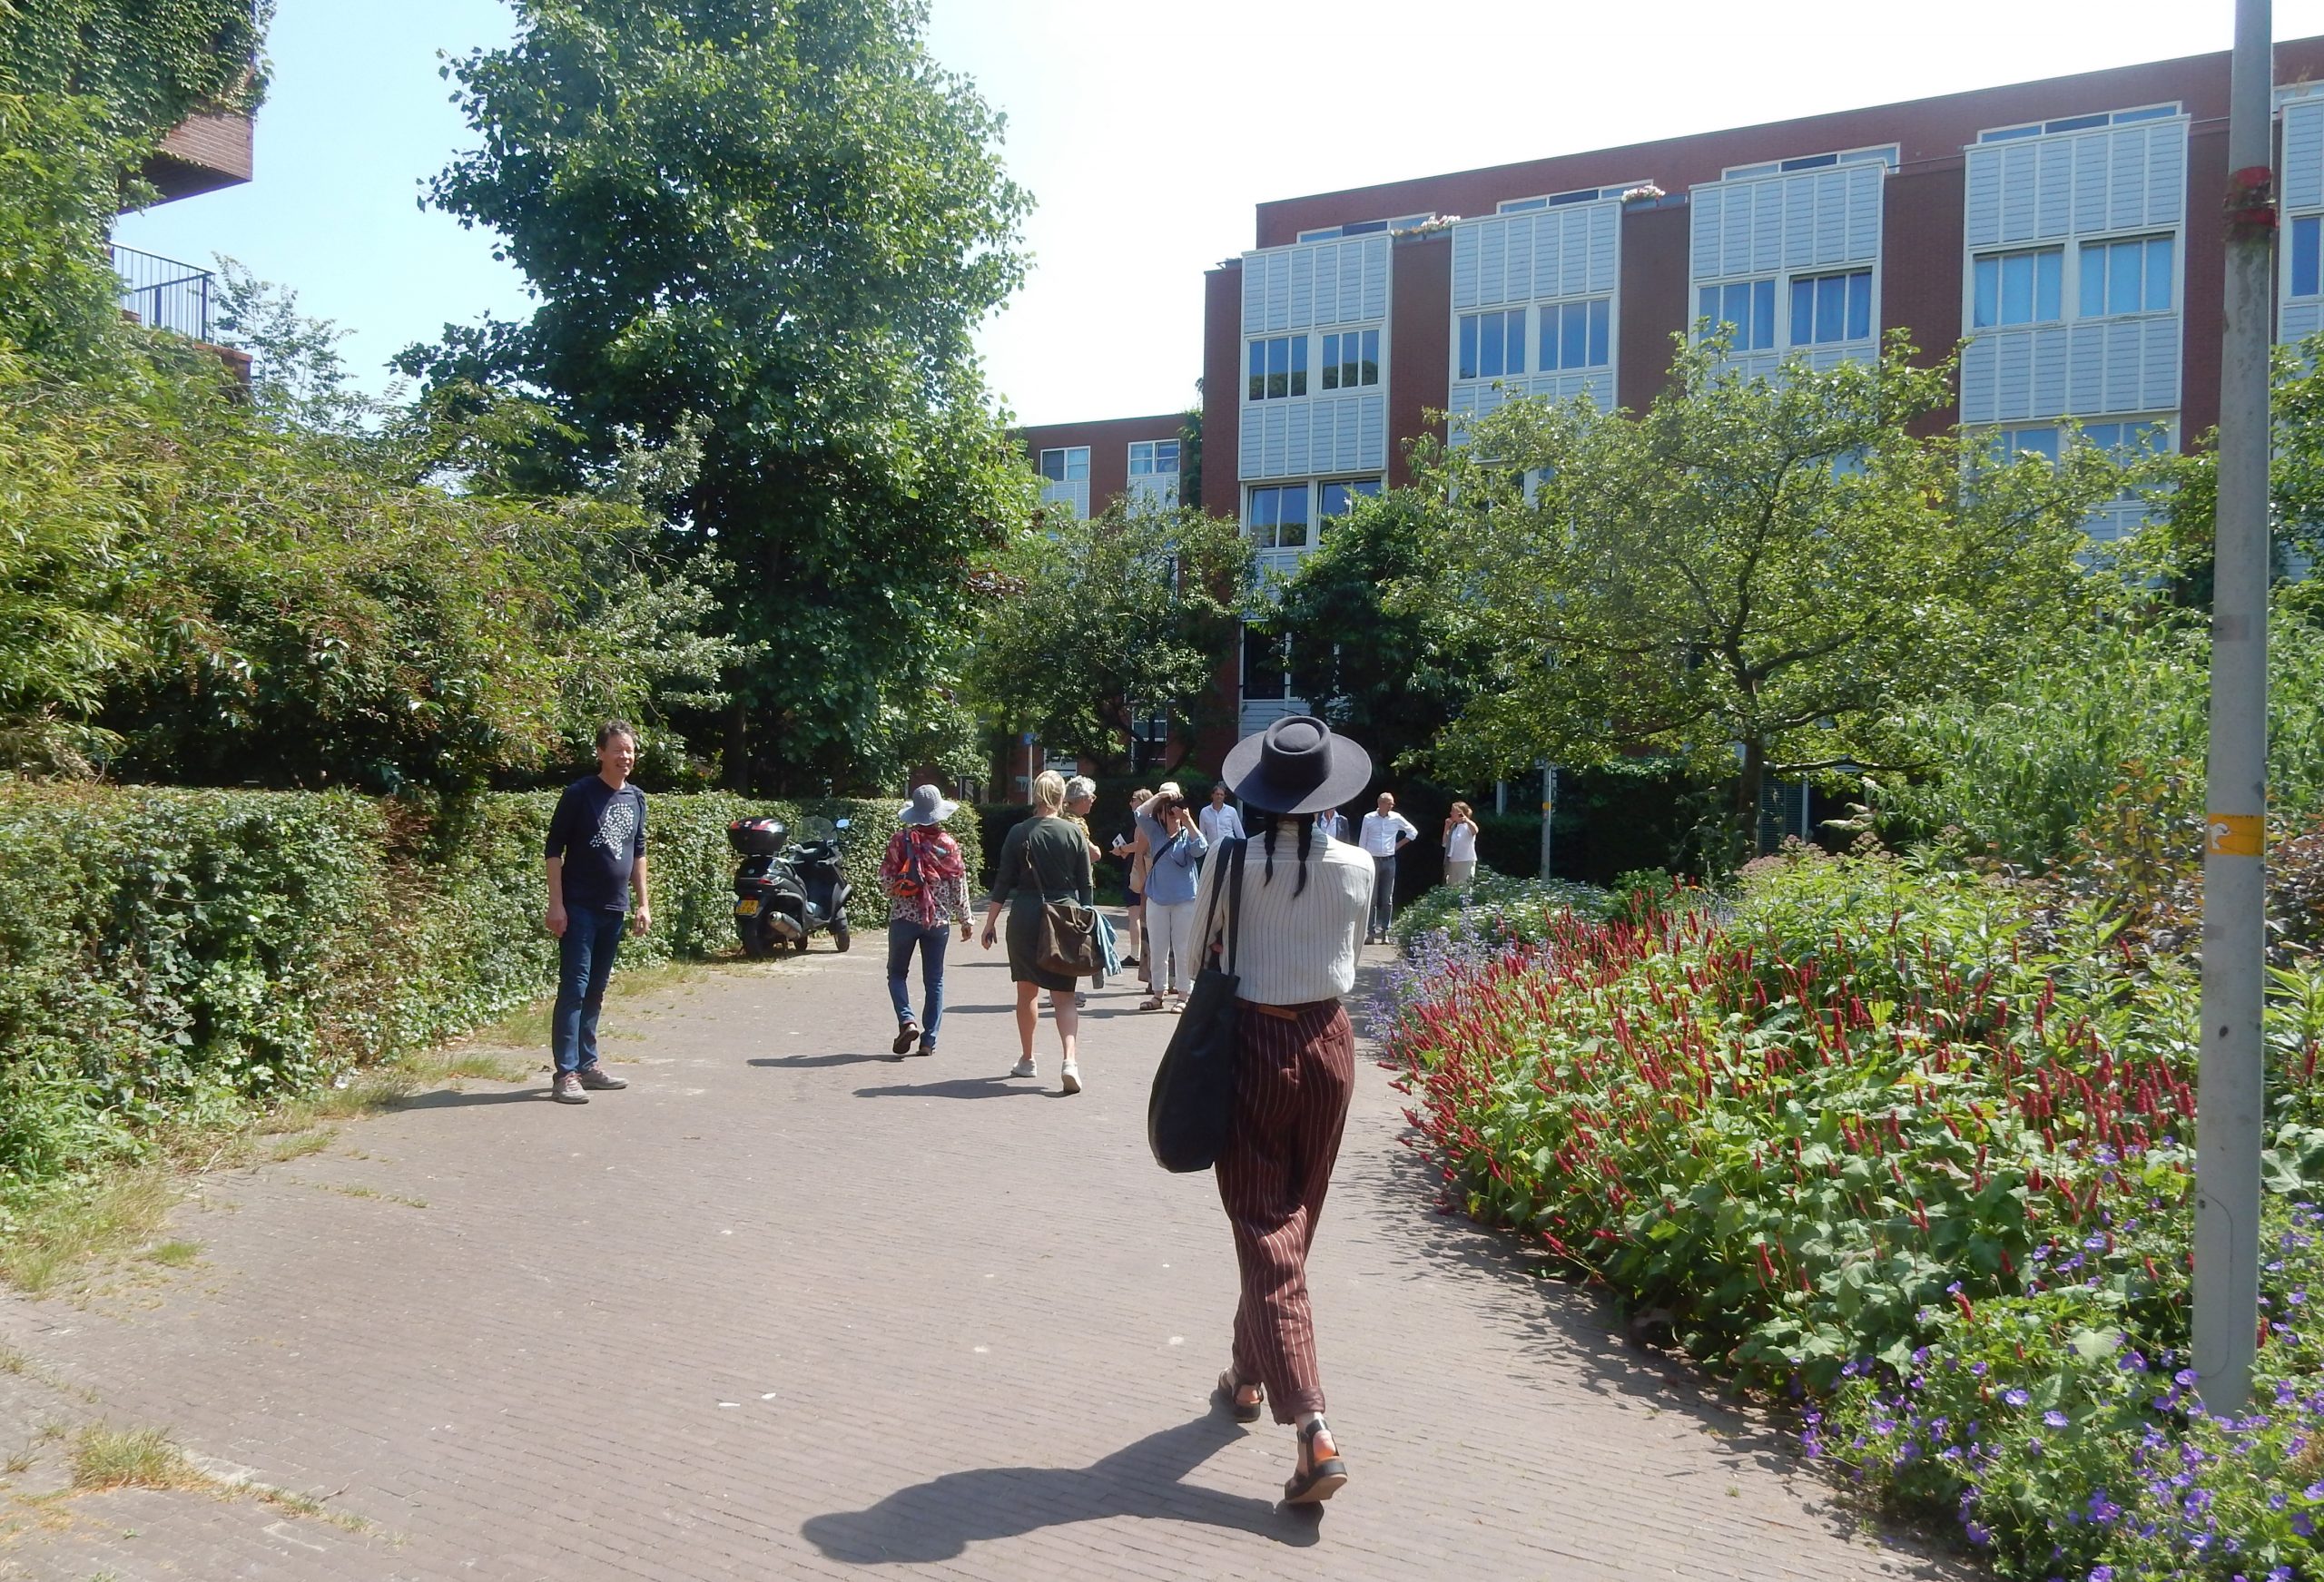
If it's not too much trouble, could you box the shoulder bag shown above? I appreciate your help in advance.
[1147,838,1246,1174]
[1026,827,1099,978]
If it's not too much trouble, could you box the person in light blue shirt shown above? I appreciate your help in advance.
[1135,788,1210,1009]
[1199,782,1246,846]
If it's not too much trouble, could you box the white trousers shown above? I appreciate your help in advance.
[1146,899,1198,997]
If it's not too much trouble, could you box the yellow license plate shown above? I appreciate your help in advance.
[734,898,759,916]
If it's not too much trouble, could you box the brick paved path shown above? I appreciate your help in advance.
[0,935,1969,1581]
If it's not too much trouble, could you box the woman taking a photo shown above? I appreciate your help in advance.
[1442,800,1480,892]
[981,770,1094,1094]
[1189,715,1374,1505]
[1132,786,1207,1012]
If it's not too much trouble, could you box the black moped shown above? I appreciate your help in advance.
[727,815,853,957]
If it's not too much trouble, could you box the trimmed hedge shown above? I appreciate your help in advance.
[0,784,980,1193]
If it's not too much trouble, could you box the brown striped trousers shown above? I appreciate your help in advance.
[1216,998,1356,1424]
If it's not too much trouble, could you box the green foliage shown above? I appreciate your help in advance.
[1272,487,1492,776]
[1411,334,2127,859]
[1386,864,1612,950]
[0,784,979,1203]
[0,0,269,141]
[0,92,141,365]
[1876,611,2324,870]
[963,502,1252,769]
[0,335,744,789]
[1383,845,2324,1577]
[406,0,1038,790]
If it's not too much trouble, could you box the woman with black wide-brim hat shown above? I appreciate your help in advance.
[1188,714,1374,1506]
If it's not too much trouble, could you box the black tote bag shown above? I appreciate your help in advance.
[1147,838,1246,1173]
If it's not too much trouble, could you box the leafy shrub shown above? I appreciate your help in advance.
[0,784,978,1202]
[1382,845,2324,1577]
[1386,864,1611,951]
[1876,615,2324,870]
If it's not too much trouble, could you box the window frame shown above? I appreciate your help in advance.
[1246,335,1310,401]
[1038,447,1089,484]
[1128,438,1181,477]
[2074,233,2177,319]
[1536,297,1613,372]
[2292,214,2323,300]
[1246,482,1313,551]
[1971,246,2065,329]
[1317,477,1384,522]
[1787,268,1875,347]
[1695,278,1779,352]
[1456,308,1529,381]
[1320,328,1382,391]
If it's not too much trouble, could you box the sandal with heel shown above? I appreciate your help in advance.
[1283,1418,1348,1505]
[1212,1370,1263,1423]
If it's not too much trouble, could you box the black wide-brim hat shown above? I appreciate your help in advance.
[1220,715,1373,817]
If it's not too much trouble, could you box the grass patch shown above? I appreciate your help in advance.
[438,1049,530,1082]
[141,1241,200,1268]
[265,1130,334,1164]
[68,1425,205,1492]
[0,1170,178,1297]
[458,956,719,1052]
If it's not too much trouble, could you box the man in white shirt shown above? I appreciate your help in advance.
[1198,782,1246,846]
[1313,808,1350,843]
[1356,792,1418,943]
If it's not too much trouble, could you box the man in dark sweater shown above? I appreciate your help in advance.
[543,721,652,1104]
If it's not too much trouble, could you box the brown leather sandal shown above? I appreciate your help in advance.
[1213,1370,1263,1423]
[1283,1418,1348,1505]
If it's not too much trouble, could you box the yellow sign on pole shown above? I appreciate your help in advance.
[2206,814,2264,858]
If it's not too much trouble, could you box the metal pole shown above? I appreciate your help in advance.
[1539,762,1557,879]
[2195,0,2275,1414]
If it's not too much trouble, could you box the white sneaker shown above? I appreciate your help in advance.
[1060,1060,1083,1095]
[1009,1056,1038,1078]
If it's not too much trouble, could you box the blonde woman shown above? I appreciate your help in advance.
[1443,801,1480,891]
[981,771,1095,1093]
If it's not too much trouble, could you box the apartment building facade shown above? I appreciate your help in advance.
[1184,37,2324,747]
[1017,412,1188,522]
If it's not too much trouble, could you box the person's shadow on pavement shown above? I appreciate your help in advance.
[799,1411,1321,1561]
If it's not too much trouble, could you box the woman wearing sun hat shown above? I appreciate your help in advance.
[1189,714,1375,1505]
[880,784,973,1057]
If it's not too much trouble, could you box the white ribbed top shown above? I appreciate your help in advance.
[1188,830,1374,1005]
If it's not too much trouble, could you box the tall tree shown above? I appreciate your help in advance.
[402,0,1036,791]
[962,503,1252,773]
[1271,487,1492,774]
[1413,334,2126,860]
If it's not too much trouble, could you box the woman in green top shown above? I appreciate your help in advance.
[981,769,1096,1094]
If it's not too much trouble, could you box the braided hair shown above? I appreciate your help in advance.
[1257,811,1314,896]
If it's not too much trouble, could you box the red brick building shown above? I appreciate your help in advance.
[1015,412,1188,521]
[114,103,256,356]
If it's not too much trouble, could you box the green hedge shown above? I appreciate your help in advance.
[0,784,980,1193]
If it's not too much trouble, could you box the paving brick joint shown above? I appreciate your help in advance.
[0,931,1971,1580]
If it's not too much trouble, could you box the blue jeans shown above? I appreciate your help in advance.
[552,907,628,1075]
[886,919,950,1049]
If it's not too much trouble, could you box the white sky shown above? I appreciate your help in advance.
[113,0,2324,425]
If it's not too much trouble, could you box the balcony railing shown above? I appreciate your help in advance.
[112,244,216,341]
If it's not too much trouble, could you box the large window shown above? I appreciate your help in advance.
[1247,335,1308,400]
[2078,236,2174,317]
[1038,447,1088,483]
[1457,309,1527,380]
[1318,477,1383,520]
[1128,438,1179,477]
[1246,483,1310,550]
[1537,299,1611,371]
[2293,216,2321,300]
[1973,248,2064,328]
[1242,625,1289,701]
[1990,420,2168,466]
[1697,280,1777,350]
[1321,329,1380,390]
[1789,270,1873,346]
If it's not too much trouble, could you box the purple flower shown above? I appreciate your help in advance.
[1965,1520,1993,1547]
[2292,1512,2315,1538]
[2088,1569,2112,1582]
[2085,1489,2122,1524]
[2043,1410,2069,1429]
[2003,1388,2031,1407]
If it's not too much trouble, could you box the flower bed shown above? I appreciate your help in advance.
[1379,845,2324,1580]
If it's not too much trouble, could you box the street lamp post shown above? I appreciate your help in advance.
[2194,0,2275,1413]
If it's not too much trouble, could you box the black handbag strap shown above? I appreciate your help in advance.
[1200,837,1248,975]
